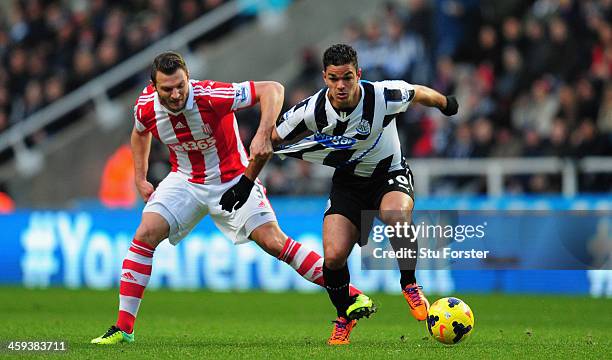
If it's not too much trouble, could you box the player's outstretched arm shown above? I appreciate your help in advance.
[219,81,284,213]
[244,81,284,180]
[413,85,458,116]
[131,127,154,202]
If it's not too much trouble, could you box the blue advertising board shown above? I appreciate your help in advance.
[0,196,611,296]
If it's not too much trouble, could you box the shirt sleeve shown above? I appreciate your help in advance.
[204,80,256,115]
[379,80,416,115]
[134,104,150,133]
[133,86,155,133]
[276,97,314,141]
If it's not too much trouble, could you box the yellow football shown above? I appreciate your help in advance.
[426,297,475,345]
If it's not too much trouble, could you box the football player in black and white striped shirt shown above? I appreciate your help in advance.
[271,44,458,345]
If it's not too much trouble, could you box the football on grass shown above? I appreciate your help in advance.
[426,297,474,345]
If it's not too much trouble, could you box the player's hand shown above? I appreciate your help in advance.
[441,95,458,116]
[219,175,254,212]
[248,132,273,162]
[136,180,155,202]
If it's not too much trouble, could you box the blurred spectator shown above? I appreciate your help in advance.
[288,161,327,195]
[543,118,572,157]
[403,0,434,48]
[597,85,612,134]
[473,25,502,74]
[434,0,480,58]
[522,128,544,157]
[512,77,559,136]
[590,22,612,81]
[144,12,168,43]
[500,17,525,51]
[523,18,551,83]
[410,114,436,157]
[99,143,136,208]
[575,76,601,121]
[556,84,578,125]
[8,47,28,96]
[97,40,121,73]
[44,76,66,104]
[354,19,387,81]
[173,0,202,29]
[22,80,44,117]
[69,49,97,90]
[547,16,579,81]
[431,56,455,95]
[382,16,429,83]
[445,122,472,158]
[292,47,323,91]
[571,119,606,157]
[471,117,494,157]
[343,18,363,44]
[490,128,523,157]
[496,46,524,103]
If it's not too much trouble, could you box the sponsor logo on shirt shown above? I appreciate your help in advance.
[313,133,356,149]
[169,137,216,152]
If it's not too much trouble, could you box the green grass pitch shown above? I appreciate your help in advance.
[0,287,610,359]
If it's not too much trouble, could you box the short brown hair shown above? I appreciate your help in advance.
[150,51,188,84]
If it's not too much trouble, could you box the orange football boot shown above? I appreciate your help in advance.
[327,317,357,345]
[402,283,429,321]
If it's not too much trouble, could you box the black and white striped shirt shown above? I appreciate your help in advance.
[275,80,415,177]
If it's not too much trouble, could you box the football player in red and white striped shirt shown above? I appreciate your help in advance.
[91,51,361,345]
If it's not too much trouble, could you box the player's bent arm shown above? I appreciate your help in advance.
[219,82,284,212]
[131,127,155,201]
[243,81,285,181]
[252,81,284,136]
[412,84,458,116]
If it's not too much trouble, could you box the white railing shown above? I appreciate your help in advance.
[408,157,612,197]
[0,0,246,154]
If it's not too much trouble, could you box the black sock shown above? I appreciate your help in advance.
[323,262,351,318]
[400,270,417,289]
[388,223,418,289]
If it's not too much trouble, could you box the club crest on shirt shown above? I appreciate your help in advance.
[355,118,371,135]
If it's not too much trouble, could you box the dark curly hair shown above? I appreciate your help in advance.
[151,51,189,84]
[322,44,358,70]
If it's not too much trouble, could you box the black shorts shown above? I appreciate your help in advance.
[324,166,415,234]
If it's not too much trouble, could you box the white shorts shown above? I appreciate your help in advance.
[143,172,277,245]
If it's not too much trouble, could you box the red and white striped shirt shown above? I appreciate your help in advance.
[133,79,256,184]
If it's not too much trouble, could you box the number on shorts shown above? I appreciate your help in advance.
[255,184,264,200]
[387,172,413,189]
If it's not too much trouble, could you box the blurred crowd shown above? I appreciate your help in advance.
[0,0,234,141]
[2,0,610,198]
[252,0,612,195]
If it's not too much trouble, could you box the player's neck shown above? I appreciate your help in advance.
[329,87,361,117]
